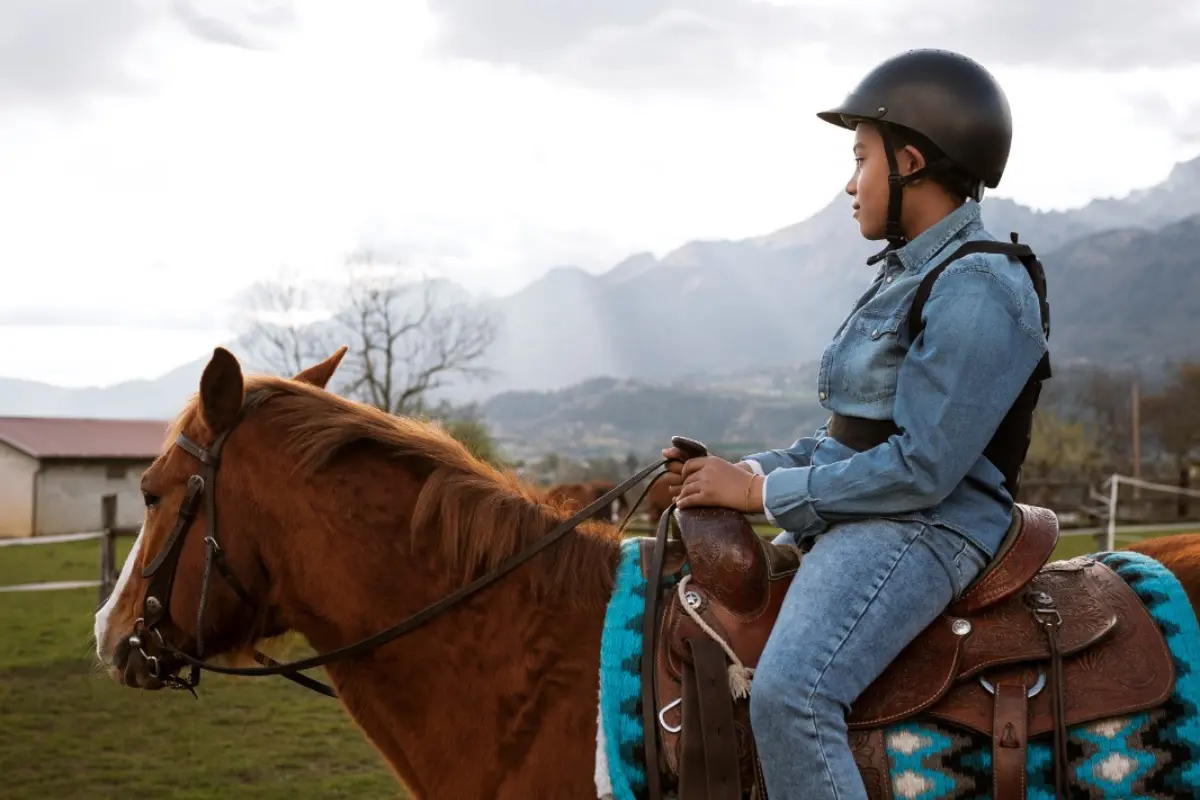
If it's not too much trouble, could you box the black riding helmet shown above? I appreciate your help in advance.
[817,49,1013,257]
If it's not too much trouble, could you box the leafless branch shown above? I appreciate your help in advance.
[331,252,498,415]
[234,271,336,378]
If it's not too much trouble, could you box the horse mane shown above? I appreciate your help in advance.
[176,376,621,606]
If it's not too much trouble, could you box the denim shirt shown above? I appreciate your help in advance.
[742,200,1047,557]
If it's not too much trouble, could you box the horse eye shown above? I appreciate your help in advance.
[142,492,160,509]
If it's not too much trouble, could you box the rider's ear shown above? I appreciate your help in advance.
[293,346,348,390]
[199,347,245,436]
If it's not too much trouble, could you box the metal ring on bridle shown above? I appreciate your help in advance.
[145,655,161,678]
[978,670,1046,698]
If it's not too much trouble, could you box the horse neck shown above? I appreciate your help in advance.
[259,457,620,798]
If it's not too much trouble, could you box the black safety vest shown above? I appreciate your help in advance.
[828,233,1051,501]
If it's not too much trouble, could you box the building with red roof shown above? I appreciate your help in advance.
[0,417,168,538]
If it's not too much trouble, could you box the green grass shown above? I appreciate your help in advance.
[0,538,405,800]
[3,524,1197,799]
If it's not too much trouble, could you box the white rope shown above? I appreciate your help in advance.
[676,574,754,699]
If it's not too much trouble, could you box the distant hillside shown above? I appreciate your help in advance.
[1038,215,1200,364]
[482,365,828,462]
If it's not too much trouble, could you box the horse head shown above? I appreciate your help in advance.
[92,346,348,690]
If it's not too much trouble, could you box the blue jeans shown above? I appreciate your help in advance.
[749,518,989,799]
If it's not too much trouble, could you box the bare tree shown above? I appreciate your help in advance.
[235,255,499,414]
[236,269,336,377]
[334,251,498,415]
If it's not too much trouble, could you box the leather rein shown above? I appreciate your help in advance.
[124,413,686,700]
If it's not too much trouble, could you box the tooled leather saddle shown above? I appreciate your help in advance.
[637,502,1176,800]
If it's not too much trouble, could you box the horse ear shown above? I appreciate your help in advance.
[293,346,348,390]
[199,347,245,436]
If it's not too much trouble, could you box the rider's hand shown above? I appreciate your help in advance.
[660,446,689,476]
[675,456,764,513]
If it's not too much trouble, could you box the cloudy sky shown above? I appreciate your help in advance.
[3,0,1200,387]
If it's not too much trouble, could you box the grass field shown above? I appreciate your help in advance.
[2,524,1196,798]
[1,538,405,799]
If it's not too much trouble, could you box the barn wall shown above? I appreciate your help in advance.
[0,443,37,538]
[35,461,151,536]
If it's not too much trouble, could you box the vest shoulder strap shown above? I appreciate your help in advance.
[906,233,1052,380]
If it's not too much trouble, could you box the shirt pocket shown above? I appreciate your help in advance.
[834,308,907,403]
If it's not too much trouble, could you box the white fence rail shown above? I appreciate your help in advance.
[0,530,107,547]
[0,579,103,593]
[0,495,137,603]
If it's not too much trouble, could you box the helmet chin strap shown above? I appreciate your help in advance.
[865,123,954,267]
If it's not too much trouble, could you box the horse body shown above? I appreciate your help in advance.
[643,476,677,524]
[92,346,1200,798]
[1127,532,1200,612]
[92,348,615,798]
[263,457,607,797]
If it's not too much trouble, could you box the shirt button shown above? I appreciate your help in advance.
[885,275,894,284]
[819,392,827,401]
[872,329,880,337]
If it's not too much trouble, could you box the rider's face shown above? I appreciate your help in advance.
[845,123,890,241]
[845,123,924,241]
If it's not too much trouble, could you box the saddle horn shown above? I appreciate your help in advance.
[670,436,709,460]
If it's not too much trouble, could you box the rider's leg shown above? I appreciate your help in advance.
[749,518,987,799]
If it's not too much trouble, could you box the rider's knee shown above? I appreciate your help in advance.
[751,646,844,728]
[750,656,808,726]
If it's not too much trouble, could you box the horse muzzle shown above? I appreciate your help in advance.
[110,630,181,690]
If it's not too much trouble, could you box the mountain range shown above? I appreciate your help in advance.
[3,153,1200,445]
[477,154,1200,395]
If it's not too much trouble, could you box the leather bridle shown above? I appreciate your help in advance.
[124,402,691,700]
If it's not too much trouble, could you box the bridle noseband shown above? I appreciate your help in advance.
[125,406,690,700]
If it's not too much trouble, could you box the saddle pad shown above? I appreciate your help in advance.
[596,548,1200,799]
[878,550,1200,799]
[597,537,653,800]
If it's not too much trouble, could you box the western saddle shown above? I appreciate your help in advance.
[638,496,1176,799]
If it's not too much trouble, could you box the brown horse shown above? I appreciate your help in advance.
[641,471,680,523]
[93,347,1200,798]
[544,479,627,524]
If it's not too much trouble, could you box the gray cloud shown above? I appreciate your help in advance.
[839,0,1200,72]
[1123,91,1200,145]
[1172,104,1200,146]
[0,0,151,103]
[425,0,1200,90]
[170,0,297,50]
[0,0,296,105]
[426,0,800,92]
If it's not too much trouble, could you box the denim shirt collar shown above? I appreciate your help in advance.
[893,200,982,274]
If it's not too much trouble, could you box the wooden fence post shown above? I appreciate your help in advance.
[98,494,117,606]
